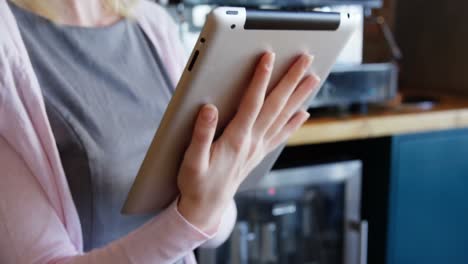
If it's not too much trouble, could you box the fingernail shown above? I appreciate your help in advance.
[301,54,314,69]
[312,73,321,83]
[270,52,276,60]
[266,52,276,70]
[203,106,216,122]
[300,108,310,118]
[305,74,320,89]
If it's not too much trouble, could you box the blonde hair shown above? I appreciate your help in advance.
[104,0,140,16]
[11,0,139,21]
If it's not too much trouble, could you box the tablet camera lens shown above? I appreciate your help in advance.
[231,24,236,29]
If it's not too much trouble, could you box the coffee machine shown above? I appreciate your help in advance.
[165,0,398,112]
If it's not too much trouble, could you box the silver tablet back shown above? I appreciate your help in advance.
[123,7,359,214]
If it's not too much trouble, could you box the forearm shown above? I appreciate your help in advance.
[56,202,211,264]
[0,137,212,264]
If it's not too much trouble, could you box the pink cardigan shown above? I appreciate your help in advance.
[0,0,236,263]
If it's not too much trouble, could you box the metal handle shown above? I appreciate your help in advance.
[359,221,368,264]
[349,220,369,264]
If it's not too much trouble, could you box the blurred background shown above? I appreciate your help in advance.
[153,1,468,263]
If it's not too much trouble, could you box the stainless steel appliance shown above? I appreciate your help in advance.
[166,0,398,110]
[311,63,398,108]
[197,161,368,264]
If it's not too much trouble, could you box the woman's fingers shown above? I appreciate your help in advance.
[265,74,320,140]
[225,52,275,138]
[267,110,310,152]
[253,54,313,136]
[185,105,218,170]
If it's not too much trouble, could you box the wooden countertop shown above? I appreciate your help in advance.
[288,94,468,146]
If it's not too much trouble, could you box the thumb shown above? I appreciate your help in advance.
[186,104,218,168]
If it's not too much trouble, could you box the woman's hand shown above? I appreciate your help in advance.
[177,52,320,232]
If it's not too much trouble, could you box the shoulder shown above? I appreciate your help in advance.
[132,1,188,87]
[133,0,177,29]
[0,1,30,113]
[0,0,23,64]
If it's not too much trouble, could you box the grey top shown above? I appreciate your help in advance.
[10,2,174,251]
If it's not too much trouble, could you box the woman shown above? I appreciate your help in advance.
[0,0,319,263]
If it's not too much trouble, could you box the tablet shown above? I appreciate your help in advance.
[122,7,359,214]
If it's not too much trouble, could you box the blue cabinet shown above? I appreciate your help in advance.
[387,129,468,264]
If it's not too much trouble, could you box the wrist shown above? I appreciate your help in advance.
[177,195,225,235]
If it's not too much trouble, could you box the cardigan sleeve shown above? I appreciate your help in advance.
[0,135,215,264]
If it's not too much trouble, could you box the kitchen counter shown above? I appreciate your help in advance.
[288,94,468,146]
